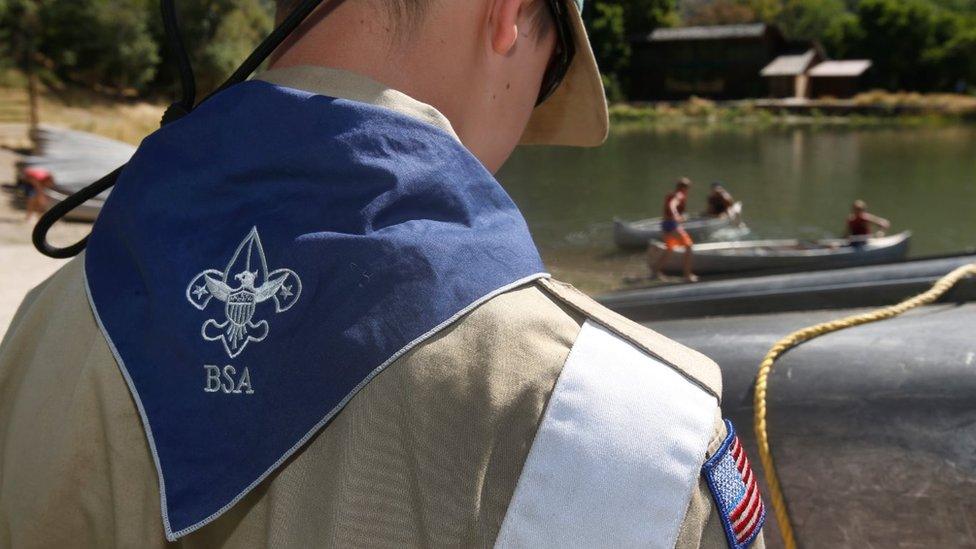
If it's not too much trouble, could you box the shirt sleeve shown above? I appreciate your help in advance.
[674,417,767,549]
[494,320,719,549]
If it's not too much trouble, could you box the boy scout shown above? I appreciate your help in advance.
[0,1,765,547]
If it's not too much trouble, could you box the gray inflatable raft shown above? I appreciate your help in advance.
[599,255,976,548]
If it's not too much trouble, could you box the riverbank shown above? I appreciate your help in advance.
[610,92,976,128]
[5,81,974,146]
[0,85,163,146]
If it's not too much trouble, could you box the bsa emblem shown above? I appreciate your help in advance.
[186,227,302,358]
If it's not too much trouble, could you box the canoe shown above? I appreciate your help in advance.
[596,257,976,547]
[647,231,911,275]
[15,125,135,223]
[613,202,743,250]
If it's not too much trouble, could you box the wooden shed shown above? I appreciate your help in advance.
[760,49,824,99]
[808,60,873,98]
[628,23,795,100]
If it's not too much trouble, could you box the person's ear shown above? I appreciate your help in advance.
[491,0,524,56]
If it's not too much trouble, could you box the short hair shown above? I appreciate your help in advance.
[853,199,867,210]
[276,0,551,38]
[677,177,692,188]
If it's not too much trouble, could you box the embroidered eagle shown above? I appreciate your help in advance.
[186,227,302,358]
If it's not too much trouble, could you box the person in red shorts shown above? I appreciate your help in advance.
[649,177,697,282]
[846,199,889,247]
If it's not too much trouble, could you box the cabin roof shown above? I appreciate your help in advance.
[760,50,819,77]
[645,23,769,42]
[808,60,872,77]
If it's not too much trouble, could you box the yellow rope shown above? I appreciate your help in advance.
[753,263,976,549]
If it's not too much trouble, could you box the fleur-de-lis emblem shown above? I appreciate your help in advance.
[186,227,302,358]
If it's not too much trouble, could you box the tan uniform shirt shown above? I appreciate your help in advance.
[0,66,763,549]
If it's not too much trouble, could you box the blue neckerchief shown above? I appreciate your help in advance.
[84,81,546,540]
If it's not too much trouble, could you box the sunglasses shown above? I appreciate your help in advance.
[537,0,577,106]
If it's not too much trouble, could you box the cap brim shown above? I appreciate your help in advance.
[520,3,609,147]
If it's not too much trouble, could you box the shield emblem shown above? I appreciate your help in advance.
[226,290,256,327]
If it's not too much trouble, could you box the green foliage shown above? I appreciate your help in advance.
[845,0,953,90]
[584,0,678,98]
[936,16,976,90]
[0,0,29,71]
[149,0,273,96]
[614,0,680,34]
[199,0,273,91]
[748,0,782,21]
[678,0,976,94]
[684,0,758,25]
[0,0,272,96]
[774,0,851,40]
[34,0,159,92]
[586,2,629,75]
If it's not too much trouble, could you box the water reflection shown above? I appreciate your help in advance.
[499,124,976,292]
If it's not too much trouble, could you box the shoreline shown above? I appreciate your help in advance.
[610,92,976,128]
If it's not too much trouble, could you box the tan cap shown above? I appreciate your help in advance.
[520,1,609,147]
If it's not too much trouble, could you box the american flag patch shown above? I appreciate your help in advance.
[702,420,766,549]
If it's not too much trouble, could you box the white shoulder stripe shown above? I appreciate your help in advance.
[495,321,717,548]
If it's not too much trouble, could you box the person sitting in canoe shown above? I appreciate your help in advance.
[705,181,734,217]
[650,177,697,282]
[846,199,890,247]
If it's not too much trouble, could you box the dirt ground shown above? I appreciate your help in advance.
[0,145,88,340]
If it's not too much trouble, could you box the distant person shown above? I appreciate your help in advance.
[846,199,890,246]
[705,181,734,217]
[650,177,697,282]
[22,166,53,225]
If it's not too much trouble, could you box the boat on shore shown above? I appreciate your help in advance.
[612,202,743,250]
[7,125,134,223]
[647,231,911,275]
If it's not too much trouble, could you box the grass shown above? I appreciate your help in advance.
[851,90,976,114]
[610,91,976,129]
[4,74,975,145]
[0,78,164,145]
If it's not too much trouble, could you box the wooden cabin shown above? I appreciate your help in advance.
[808,60,873,98]
[760,49,824,99]
[628,23,792,100]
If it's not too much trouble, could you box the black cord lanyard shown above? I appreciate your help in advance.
[32,0,333,258]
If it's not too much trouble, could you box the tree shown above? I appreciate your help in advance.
[586,2,629,74]
[0,0,18,59]
[36,0,159,93]
[775,0,850,40]
[748,0,782,22]
[150,0,273,98]
[684,0,758,26]
[583,0,677,100]
[849,0,947,90]
[613,0,679,35]
[922,12,976,91]
[584,2,628,100]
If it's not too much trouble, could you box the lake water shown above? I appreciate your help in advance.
[499,123,976,293]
